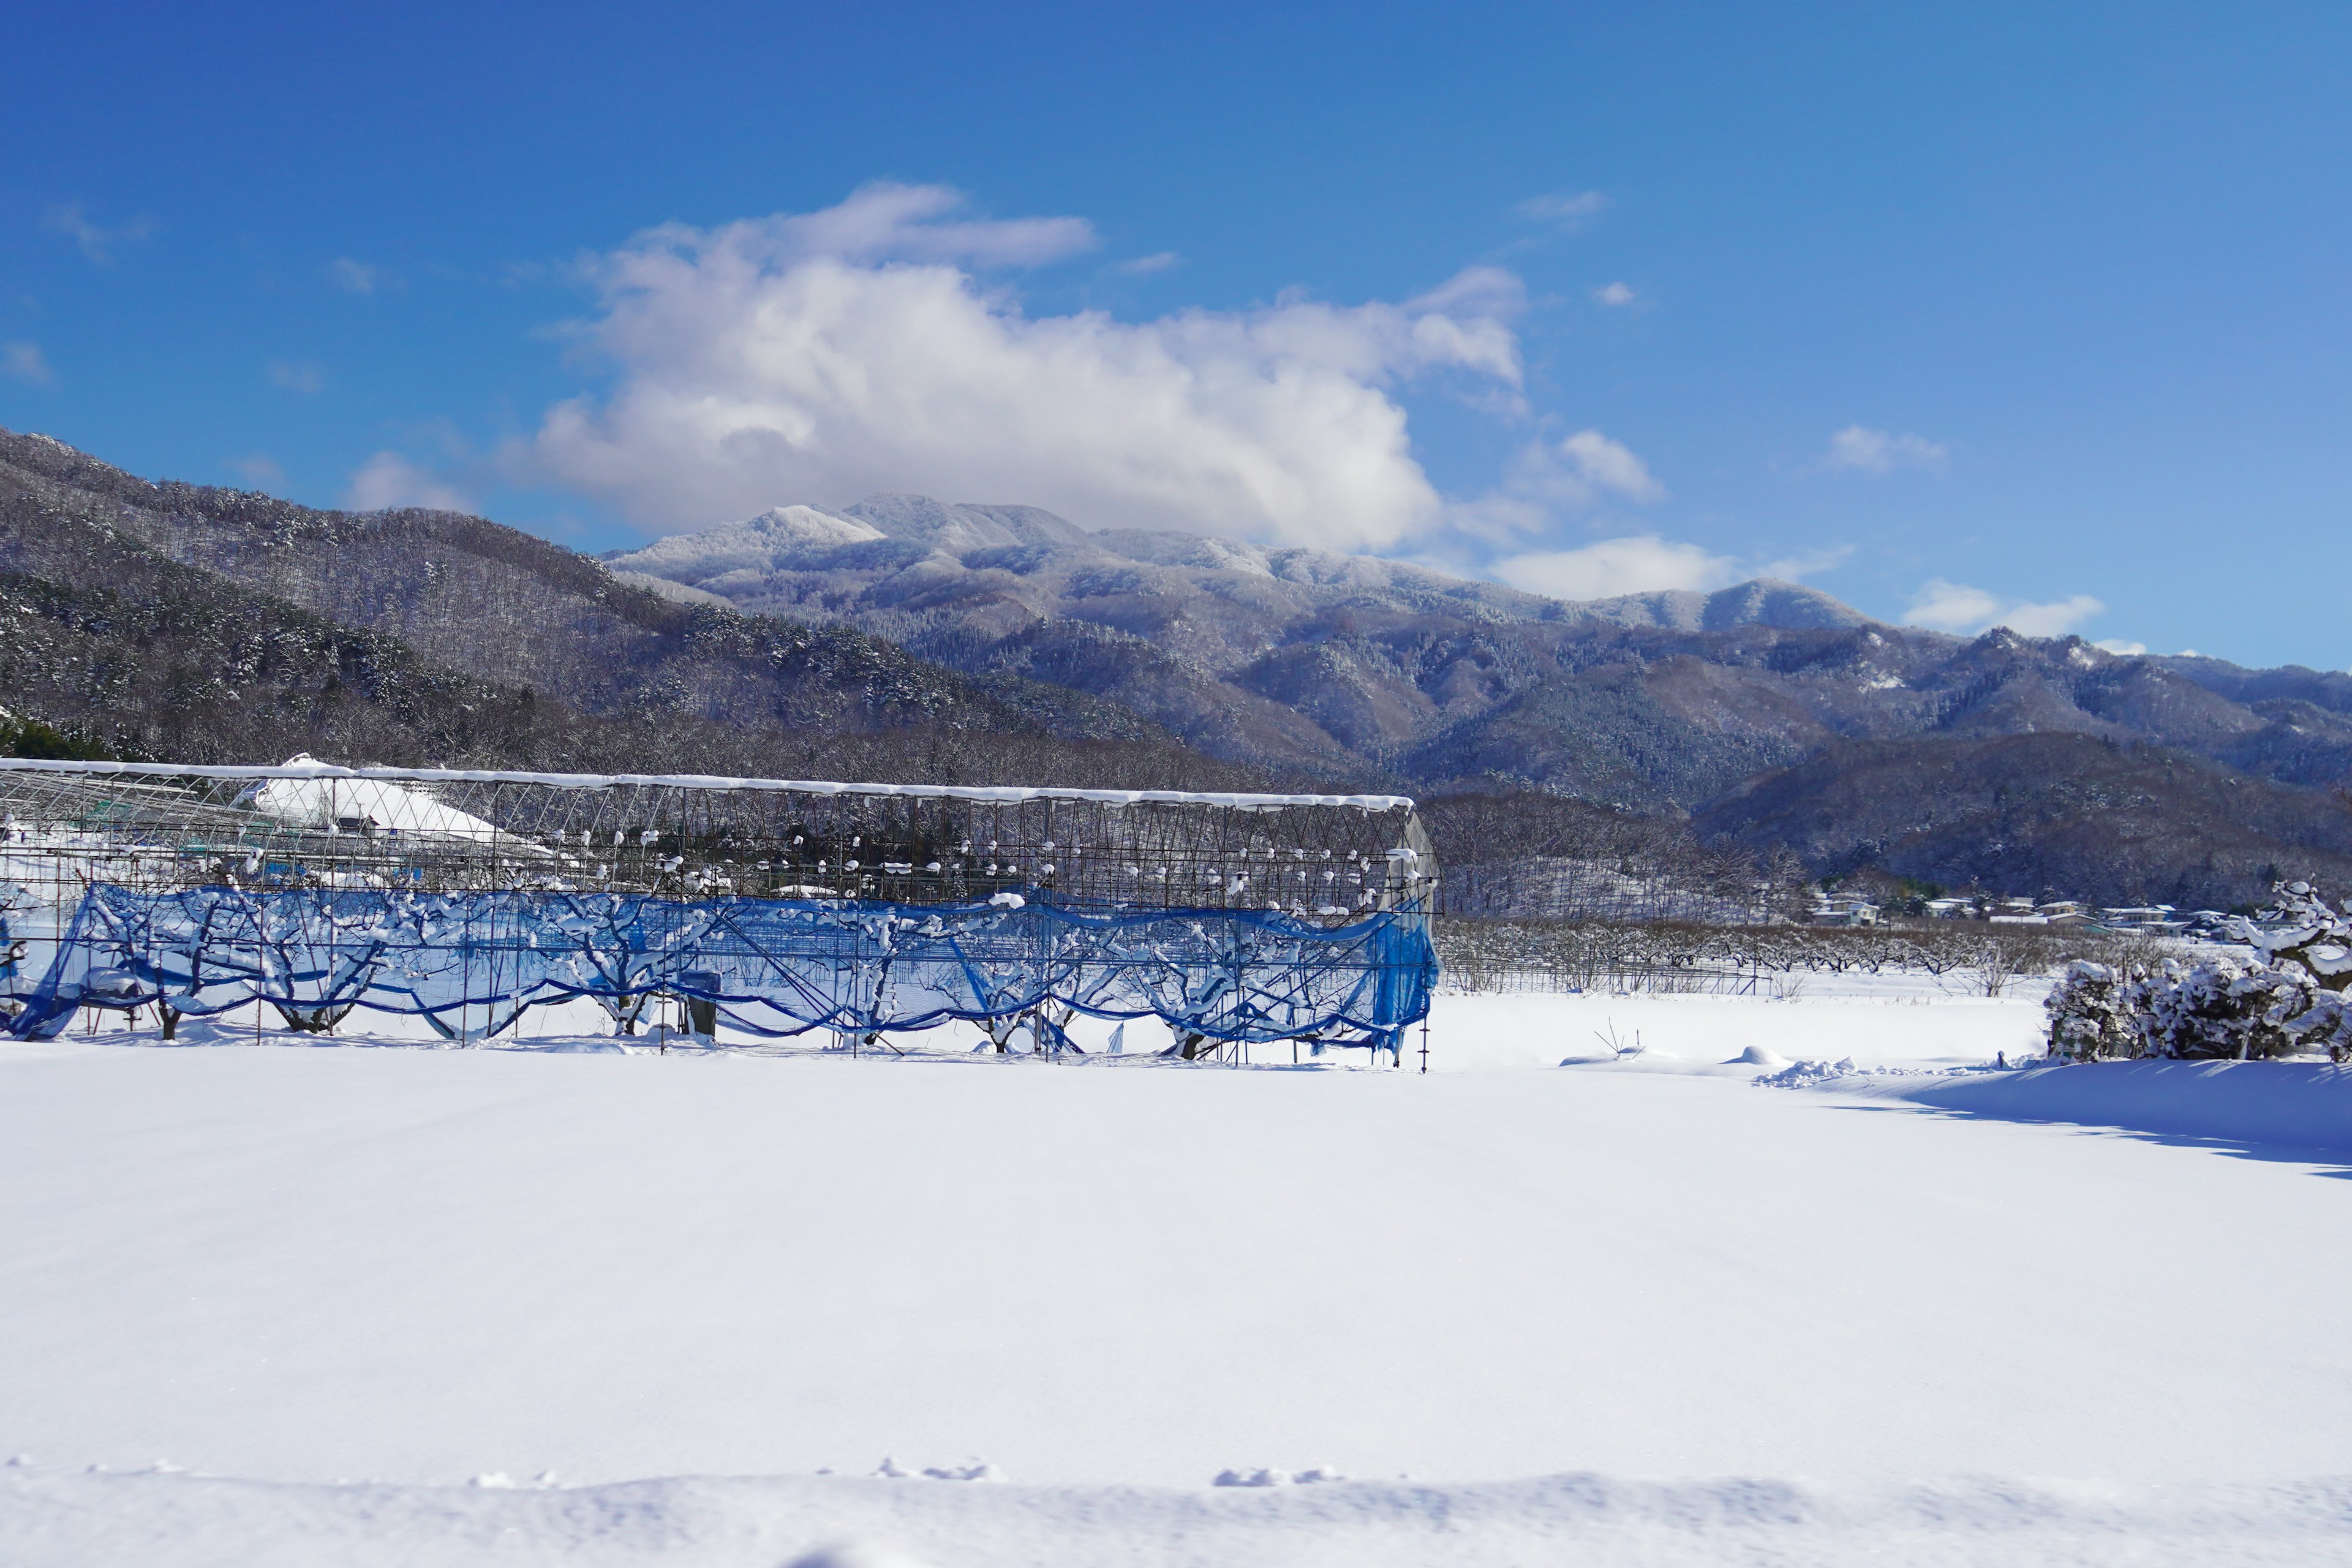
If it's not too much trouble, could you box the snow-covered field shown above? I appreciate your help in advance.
[6,982,2351,1565]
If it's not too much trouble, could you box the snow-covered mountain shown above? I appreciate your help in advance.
[602,496,1883,780]
[595,494,2352,905]
[605,495,1871,665]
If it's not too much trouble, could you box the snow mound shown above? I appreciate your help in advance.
[872,1457,1002,1483]
[1213,1467,1291,1487]
[1754,1057,2020,1090]
[1753,1057,1862,1088]
[1728,1045,1790,1067]
[1210,1464,1346,1487]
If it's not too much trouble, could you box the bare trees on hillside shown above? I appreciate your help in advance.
[1419,792,1809,925]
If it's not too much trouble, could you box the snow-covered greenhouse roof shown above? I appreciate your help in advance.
[0,758,1434,921]
[0,756,1417,812]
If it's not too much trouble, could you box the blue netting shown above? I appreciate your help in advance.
[3,885,1434,1053]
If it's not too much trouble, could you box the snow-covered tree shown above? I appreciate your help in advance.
[2044,961,2136,1060]
[2048,881,2352,1061]
[2124,955,2318,1061]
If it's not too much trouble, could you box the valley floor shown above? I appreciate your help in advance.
[4,986,2349,1566]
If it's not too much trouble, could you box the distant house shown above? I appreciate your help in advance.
[2038,900,2090,919]
[1921,897,1975,919]
[1806,893,1880,927]
[2097,905,2185,932]
[1992,897,2038,917]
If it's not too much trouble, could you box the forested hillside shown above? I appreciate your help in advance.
[0,431,1257,791]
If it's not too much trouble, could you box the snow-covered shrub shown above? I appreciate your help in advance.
[2122,955,2318,1061]
[2044,961,2136,1060]
[2272,988,2352,1060]
[2048,879,2352,1062]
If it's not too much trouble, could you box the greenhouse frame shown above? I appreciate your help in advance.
[0,758,1439,1060]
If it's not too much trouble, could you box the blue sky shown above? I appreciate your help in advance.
[3,1,2347,667]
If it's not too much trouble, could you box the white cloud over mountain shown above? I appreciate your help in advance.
[521,184,1530,551]
[1904,579,2103,637]
[227,453,285,488]
[1492,535,1850,602]
[346,451,474,513]
[1449,429,1666,543]
[1491,535,1739,600]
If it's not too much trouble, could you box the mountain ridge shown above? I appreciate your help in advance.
[603,494,2352,802]
[602,496,1902,785]
[600,492,2352,904]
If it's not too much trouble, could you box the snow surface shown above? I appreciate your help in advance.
[1825,1056,2352,1153]
[5,984,2351,1564]
[10,1468,2352,1567]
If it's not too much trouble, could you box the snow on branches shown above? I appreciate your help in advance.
[2226,880,2352,991]
[2046,880,2352,1061]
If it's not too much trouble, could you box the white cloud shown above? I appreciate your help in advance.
[2093,638,2147,657]
[1822,424,1948,473]
[1593,282,1636,307]
[2,342,53,386]
[1904,579,2104,638]
[42,202,154,265]
[1493,536,1738,600]
[1447,428,1665,540]
[1489,535,1850,603]
[1117,252,1181,275]
[266,360,325,394]
[227,454,287,488]
[1555,429,1663,502]
[345,451,474,513]
[1515,190,1607,227]
[1758,544,1856,581]
[658,181,1099,270]
[331,258,379,294]
[521,186,1526,549]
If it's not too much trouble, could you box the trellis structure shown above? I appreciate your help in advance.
[0,758,1438,1060]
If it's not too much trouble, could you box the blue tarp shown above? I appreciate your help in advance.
[4,885,1434,1054]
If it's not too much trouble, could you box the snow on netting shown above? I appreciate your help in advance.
[0,760,1437,1053]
